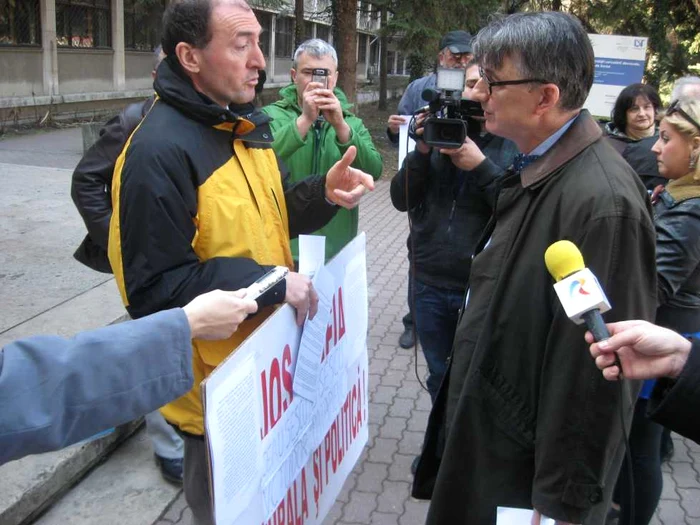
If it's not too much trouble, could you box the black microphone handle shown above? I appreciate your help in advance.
[581,309,610,342]
[581,309,624,377]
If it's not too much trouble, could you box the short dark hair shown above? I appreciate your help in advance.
[473,12,594,110]
[611,83,661,134]
[161,0,214,57]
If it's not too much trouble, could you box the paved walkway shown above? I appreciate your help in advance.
[152,180,700,525]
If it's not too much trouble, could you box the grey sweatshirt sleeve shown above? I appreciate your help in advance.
[0,309,193,465]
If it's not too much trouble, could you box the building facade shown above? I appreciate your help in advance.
[0,0,408,123]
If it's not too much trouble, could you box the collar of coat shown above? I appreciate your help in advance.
[272,83,355,116]
[664,172,700,204]
[153,55,273,144]
[520,109,602,189]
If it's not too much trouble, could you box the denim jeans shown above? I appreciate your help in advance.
[412,279,464,402]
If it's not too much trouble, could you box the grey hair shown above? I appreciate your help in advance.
[472,11,594,110]
[671,76,700,102]
[293,39,337,69]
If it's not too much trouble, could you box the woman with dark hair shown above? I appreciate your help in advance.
[611,99,700,525]
[606,83,667,191]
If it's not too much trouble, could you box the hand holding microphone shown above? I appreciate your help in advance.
[544,240,624,377]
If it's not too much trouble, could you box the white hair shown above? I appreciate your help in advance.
[293,39,337,68]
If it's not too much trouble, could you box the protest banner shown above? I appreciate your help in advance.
[202,233,369,525]
[585,34,649,118]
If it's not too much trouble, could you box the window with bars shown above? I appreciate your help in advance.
[0,0,41,46]
[254,10,271,57]
[124,0,165,51]
[315,23,330,44]
[275,16,293,58]
[357,34,367,63]
[56,0,111,48]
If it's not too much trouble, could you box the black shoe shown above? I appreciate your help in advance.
[399,327,416,349]
[154,454,183,485]
[411,455,420,475]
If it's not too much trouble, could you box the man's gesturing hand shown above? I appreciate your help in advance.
[325,145,375,208]
[285,272,319,326]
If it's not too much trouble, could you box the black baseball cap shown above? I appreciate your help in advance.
[439,30,473,54]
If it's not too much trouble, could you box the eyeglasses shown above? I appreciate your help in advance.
[666,99,700,132]
[478,66,550,95]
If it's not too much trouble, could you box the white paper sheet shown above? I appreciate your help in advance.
[496,507,555,525]
[292,265,334,401]
[398,116,416,170]
[297,234,326,276]
[207,355,261,524]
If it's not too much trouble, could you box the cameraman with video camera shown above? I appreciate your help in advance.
[390,60,518,412]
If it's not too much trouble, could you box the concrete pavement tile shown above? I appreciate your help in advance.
[406,413,428,433]
[369,402,389,425]
[369,511,401,525]
[415,391,432,411]
[686,439,700,454]
[672,462,700,488]
[373,385,398,405]
[156,491,186,523]
[375,344,399,360]
[368,423,380,447]
[368,438,399,464]
[376,481,409,513]
[399,499,429,525]
[661,461,672,473]
[370,358,391,374]
[356,462,389,493]
[678,488,700,517]
[380,370,405,387]
[396,380,421,400]
[661,470,680,500]
[342,491,377,523]
[658,501,685,525]
[379,417,408,440]
[388,355,412,372]
[671,438,693,463]
[397,431,425,456]
[370,324,391,337]
[322,500,345,524]
[388,454,416,483]
[336,472,358,504]
[369,373,382,394]
[389,397,415,419]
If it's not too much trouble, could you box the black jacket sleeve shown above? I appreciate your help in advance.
[390,149,432,211]
[655,200,700,305]
[648,340,700,444]
[71,100,150,251]
[117,140,284,319]
[279,157,338,238]
[71,100,152,273]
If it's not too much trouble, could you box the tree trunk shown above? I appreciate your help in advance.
[294,0,305,50]
[332,0,357,103]
[378,5,388,110]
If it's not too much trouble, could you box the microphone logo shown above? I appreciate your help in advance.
[569,278,591,297]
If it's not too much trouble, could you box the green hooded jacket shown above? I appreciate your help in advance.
[263,84,383,260]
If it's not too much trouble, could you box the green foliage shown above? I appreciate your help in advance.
[379,0,700,100]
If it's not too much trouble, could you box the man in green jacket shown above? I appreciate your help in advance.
[263,38,383,261]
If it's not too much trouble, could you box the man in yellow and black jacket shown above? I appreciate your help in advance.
[108,2,374,522]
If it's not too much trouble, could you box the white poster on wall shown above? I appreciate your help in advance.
[585,34,648,119]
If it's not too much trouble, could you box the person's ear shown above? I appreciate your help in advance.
[290,68,297,83]
[534,83,560,115]
[175,42,200,74]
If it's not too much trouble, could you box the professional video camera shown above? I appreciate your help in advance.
[412,67,484,149]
